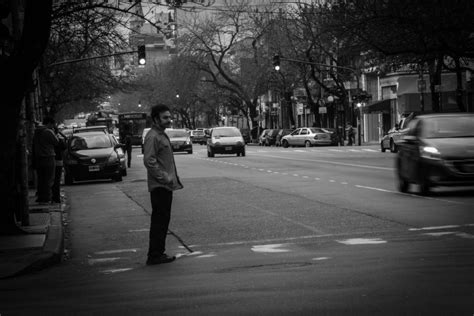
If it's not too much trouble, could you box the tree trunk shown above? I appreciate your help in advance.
[429,57,443,113]
[454,57,466,112]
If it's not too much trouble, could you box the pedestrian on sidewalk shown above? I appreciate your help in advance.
[33,117,59,204]
[346,124,355,146]
[123,126,133,168]
[143,104,183,265]
[52,127,67,203]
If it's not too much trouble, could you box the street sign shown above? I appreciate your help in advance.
[319,106,327,114]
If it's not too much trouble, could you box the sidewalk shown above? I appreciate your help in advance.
[0,190,66,279]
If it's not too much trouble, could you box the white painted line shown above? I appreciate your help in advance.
[95,249,138,255]
[295,150,305,153]
[312,257,330,261]
[251,244,291,253]
[136,154,144,158]
[196,253,217,258]
[329,180,336,183]
[267,170,273,173]
[129,228,149,232]
[175,251,204,259]
[293,174,299,177]
[337,238,387,245]
[258,169,265,171]
[88,257,122,265]
[273,171,280,174]
[456,233,474,239]
[423,232,456,237]
[254,153,394,171]
[341,182,348,185]
[101,268,133,274]
[328,149,343,152]
[355,185,467,205]
[302,176,309,179]
[314,177,320,180]
[282,173,288,175]
[362,149,378,152]
[409,225,460,231]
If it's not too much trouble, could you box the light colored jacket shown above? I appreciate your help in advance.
[143,125,183,192]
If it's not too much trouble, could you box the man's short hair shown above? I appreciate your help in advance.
[42,116,56,125]
[150,104,170,119]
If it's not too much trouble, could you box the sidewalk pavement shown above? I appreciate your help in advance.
[0,190,66,279]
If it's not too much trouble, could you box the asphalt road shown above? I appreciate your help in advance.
[1,145,473,315]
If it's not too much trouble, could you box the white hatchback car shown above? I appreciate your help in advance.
[281,127,332,147]
[207,127,246,157]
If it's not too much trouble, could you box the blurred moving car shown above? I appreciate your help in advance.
[281,127,332,147]
[207,126,246,157]
[396,113,474,195]
[190,129,207,145]
[275,129,293,146]
[166,129,193,154]
[381,112,415,152]
[64,132,123,184]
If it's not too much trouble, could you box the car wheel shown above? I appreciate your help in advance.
[397,172,409,193]
[390,139,397,153]
[381,141,386,152]
[122,168,127,176]
[241,149,246,157]
[65,171,73,185]
[282,140,289,148]
[114,174,123,182]
[208,148,214,158]
[188,150,193,154]
[305,140,311,148]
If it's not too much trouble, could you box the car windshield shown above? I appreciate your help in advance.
[70,134,112,150]
[166,130,188,138]
[193,130,204,136]
[422,116,474,138]
[213,128,241,137]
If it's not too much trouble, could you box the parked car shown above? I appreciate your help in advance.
[207,126,246,157]
[190,129,207,145]
[73,125,109,134]
[258,129,271,146]
[263,129,280,146]
[64,132,123,184]
[141,127,151,154]
[381,112,415,152]
[275,129,294,147]
[165,129,193,154]
[281,127,332,147]
[396,113,474,195]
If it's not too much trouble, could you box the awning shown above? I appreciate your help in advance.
[364,99,391,113]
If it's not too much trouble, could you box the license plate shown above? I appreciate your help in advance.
[225,146,232,151]
[89,165,100,172]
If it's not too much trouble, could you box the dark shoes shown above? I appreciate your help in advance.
[146,254,176,265]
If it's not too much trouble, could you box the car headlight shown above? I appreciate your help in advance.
[420,146,441,160]
[108,153,119,163]
[214,142,221,146]
[186,138,191,145]
[236,141,244,146]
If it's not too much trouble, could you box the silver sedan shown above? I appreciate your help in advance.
[281,127,332,147]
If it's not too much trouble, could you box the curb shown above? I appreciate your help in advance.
[2,205,65,279]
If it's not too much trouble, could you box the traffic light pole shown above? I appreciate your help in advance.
[47,49,139,68]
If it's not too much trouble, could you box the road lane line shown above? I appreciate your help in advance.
[337,238,387,245]
[355,185,467,205]
[254,153,393,171]
[95,249,139,255]
[409,225,461,231]
[88,258,122,265]
[101,268,133,274]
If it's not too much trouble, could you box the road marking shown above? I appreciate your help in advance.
[293,174,299,177]
[337,238,387,245]
[355,185,467,205]
[423,232,456,237]
[409,225,460,231]
[88,257,122,265]
[341,182,348,185]
[101,268,133,274]
[314,177,320,180]
[329,179,336,183]
[175,251,204,259]
[312,257,330,261]
[196,253,217,258]
[129,228,149,232]
[455,233,474,239]
[254,153,393,171]
[95,249,138,255]
[136,154,143,158]
[251,244,291,253]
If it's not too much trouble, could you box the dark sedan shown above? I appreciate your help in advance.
[396,113,474,195]
[64,132,123,184]
[166,129,193,154]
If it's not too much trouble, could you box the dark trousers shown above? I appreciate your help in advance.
[126,148,132,168]
[52,165,63,203]
[36,157,55,202]
[148,188,173,258]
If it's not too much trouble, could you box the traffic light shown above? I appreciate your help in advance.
[272,54,280,71]
[137,45,146,65]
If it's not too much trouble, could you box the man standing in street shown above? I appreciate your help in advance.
[143,104,183,265]
[33,117,59,204]
[123,126,133,168]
